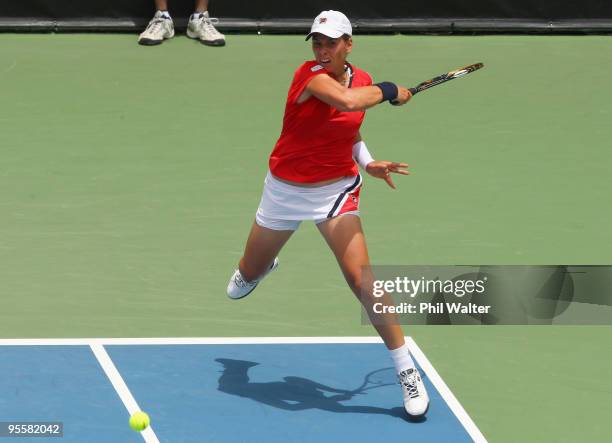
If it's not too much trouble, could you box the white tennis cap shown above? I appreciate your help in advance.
[306,10,352,40]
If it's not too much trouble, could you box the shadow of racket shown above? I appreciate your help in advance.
[349,367,397,395]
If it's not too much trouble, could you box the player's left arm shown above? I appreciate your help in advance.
[353,132,409,190]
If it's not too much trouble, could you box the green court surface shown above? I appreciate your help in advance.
[1,34,611,442]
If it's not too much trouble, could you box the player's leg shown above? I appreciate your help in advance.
[316,214,404,347]
[239,221,294,281]
[316,213,429,417]
[226,221,295,299]
[138,0,174,45]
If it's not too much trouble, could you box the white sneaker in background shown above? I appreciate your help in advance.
[138,11,175,46]
[187,11,226,46]
[226,258,279,300]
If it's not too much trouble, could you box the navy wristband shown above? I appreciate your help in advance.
[374,82,398,103]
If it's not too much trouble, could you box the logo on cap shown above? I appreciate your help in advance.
[318,17,327,24]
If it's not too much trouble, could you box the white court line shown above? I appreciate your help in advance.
[406,337,488,443]
[0,337,384,346]
[3,336,486,441]
[90,342,160,443]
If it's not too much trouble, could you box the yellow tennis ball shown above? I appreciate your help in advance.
[129,411,150,432]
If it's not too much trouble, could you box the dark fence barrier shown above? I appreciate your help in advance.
[1,0,611,32]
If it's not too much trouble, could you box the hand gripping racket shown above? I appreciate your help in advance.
[408,62,484,96]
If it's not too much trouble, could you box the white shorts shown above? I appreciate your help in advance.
[255,171,363,231]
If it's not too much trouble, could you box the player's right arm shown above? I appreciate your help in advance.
[302,74,412,112]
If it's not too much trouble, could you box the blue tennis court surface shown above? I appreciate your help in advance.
[0,338,483,442]
[0,346,140,442]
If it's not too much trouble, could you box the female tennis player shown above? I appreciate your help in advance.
[226,10,429,418]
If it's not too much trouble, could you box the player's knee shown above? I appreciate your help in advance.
[345,271,369,295]
[343,272,359,292]
[347,271,378,301]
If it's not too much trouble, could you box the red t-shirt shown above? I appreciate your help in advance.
[269,61,373,183]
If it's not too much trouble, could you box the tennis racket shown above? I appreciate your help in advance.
[408,62,484,96]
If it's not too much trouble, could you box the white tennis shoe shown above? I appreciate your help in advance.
[187,12,226,46]
[399,367,430,418]
[138,11,174,46]
[227,258,279,300]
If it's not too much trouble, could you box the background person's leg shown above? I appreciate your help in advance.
[194,0,208,13]
[188,0,226,46]
[139,0,174,45]
[155,0,169,12]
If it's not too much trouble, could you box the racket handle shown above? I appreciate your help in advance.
[389,88,419,106]
[391,87,417,105]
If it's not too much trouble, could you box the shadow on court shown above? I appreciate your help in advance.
[215,358,422,422]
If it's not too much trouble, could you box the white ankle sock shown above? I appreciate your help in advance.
[191,11,206,20]
[389,343,415,374]
[158,10,171,19]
